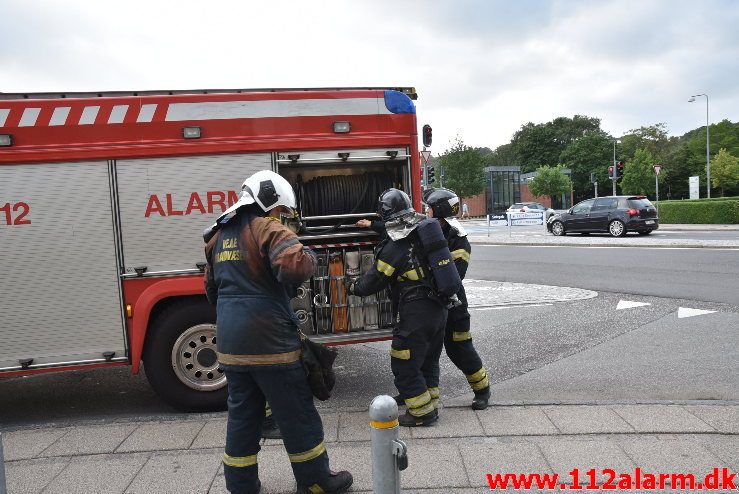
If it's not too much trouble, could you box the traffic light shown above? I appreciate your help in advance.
[427,165,435,184]
[616,161,624,180]
[608,166,615,180]
[422,124,432,148]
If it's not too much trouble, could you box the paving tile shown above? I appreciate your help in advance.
[477,406,559,436]
[459,441,552,487]
[117,421,205,453]
[124,449,222,494]
[43,452,149,494]
[191,420,227,450]
[690,434,739,471]
[338,411,373,442]
[620,438,727,478]
[542,406,634,434]
[2,428,69,460]
[612,405,716,433]
[321,442,373,492]
[410,408,484,439]
[537,438,635,484]
[402,442,469,489]
[5,457,69,494]
[40,423,138,457]
[684,405,739,434]
[205,446,297,494]
[320,412,339,443]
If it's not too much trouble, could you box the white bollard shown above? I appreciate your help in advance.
[369,395,408,494]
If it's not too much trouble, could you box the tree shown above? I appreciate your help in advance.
[511,115,602,172]
[711,148,739,196]
[558,131,613,201]
[621,148,656,196]
[528,165,572,203]
[437,137,486,198]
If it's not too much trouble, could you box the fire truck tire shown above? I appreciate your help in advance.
[142,299,228,412]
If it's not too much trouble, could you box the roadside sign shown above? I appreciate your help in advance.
[420,150,431,164]
[689,176,700,199]
[508,211,545,225]
[653,164,662,175]
[487,213,508,226]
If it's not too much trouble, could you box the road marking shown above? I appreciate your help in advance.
[677,307,717,318]
[617,300,651,310]
[471,303,553,311]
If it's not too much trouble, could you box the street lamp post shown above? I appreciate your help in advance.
[688,94,710,198]
[612,138,620,196]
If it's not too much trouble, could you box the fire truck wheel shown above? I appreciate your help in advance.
[143,299,228,412]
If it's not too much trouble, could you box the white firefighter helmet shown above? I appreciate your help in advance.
[203,170,296,241]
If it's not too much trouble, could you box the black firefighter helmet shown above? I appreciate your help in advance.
[422,187,460,219]
[378,188,414,222]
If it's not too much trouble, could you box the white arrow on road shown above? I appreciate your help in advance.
[617,300,651,310]
[678,307,717,318]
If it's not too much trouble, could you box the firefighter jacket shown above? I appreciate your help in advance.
[350,235,433,305]
[204,211,316,369]
[443,223,471,280]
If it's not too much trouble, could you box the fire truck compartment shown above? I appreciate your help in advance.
[0,161,127,372]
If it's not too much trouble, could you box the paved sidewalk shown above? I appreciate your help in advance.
[3,403,737,493]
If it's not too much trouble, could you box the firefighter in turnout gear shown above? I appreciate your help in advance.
[349,188,448,427]
[203,170,353,494]
[423,188,490,409]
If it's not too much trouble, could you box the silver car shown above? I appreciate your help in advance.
[506,202,556,221]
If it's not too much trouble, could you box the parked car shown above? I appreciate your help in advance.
[506,202,556,221]
[547,196,658,237]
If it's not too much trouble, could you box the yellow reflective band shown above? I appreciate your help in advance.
[466,368,487,384]
[308,484,326,494]
[452,331,472,342]
[370,419,399,429]
[428,387,440,398]
[471,375,490,391]
[431,397,440,409]
[218,349,301,365]
[451,249,470,262]
[408,402,435,417]
[405,390,431,408]
[288,441,326,463]
[390,348,410,360]
[223,452,258,468]
[397,269,421,281]
[375,259,396,277]
[265,404,272,417]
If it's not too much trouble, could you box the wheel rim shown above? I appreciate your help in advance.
[171,324,226,391]
[610,221,624,236]
[552,222,563,235]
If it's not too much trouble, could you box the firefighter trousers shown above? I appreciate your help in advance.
[222,365,330,494]
[444,289,489,393]
[391,296,446,417]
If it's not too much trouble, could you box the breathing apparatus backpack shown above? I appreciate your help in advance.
[411,218,463,307]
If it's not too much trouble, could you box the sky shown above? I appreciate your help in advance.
[1,0,738,153]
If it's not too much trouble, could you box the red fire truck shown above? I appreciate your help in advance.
[0,87,424,411]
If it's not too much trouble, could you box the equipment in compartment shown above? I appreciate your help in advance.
[359,252,379,329]
[329,252,348,332]
[290,281,315,335]
[297,172,393,218]
[344,251,363,330]
[313,252,332,333]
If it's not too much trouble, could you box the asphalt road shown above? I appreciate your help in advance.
[1,245,737,430]
[471,245,739,305]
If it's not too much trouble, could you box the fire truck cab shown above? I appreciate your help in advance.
[0,87,423,411]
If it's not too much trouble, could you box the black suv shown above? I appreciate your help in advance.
[547,196,659,237]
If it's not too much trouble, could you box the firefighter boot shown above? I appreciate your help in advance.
[296,470,353,494]
[471,386,490,410]
[398,409,438,427]
[261,415,282,440]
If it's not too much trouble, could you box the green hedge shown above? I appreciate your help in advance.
[658,199,739,224]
